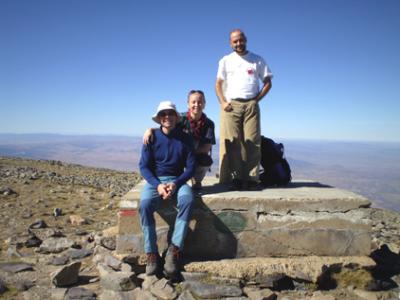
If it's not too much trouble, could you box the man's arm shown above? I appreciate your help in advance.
[215,78,233,112]
[143,128,155,145]
[139,144,161,188]
[254,77,272,102]
[173,141,196,188]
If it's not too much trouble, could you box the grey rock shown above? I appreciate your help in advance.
[37,237,75,253]
[101,236,116,250]
[67,248,94,260]
[51,288,68,300]
[99,288,154,300]
[177,290,196,300]
[149,278,177,300]
[103,253,122,270]
[30,227,64,241]
[66,287,96,299]
[142,275,159,290]
[243,287,277,300]
[0,262,34,273]
[100,272,136,291]
[29,219,48,229]
[182,281,242,299]
[13,279,34,291]
[180,272,208,282]
[50,255,70,266]
[25,235,42,248]
[51,261,81,287]
[6,244,22,258]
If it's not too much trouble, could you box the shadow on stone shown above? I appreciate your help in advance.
[157,195,238,262]
[369,244,400,291]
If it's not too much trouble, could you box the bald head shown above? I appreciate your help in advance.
[229,29,247,55]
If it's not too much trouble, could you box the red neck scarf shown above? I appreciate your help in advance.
[186,112,206,140]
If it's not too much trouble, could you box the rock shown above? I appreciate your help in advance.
[101,236,116,250]
[0,262,34,273]
[13,279,34,291]
[53,207,63,217]
[50,255,70,266]
[142,275,159,290]
[1,187,17,195]
[51,288,68,299]
[70,215,88,226]
[67,248,94,260]
[310,291,336,300]
[7,244,22,258]
[181,281,242,299]
[178,289,197,300]
[24,235,42,247]
[100,272,136,291]
[66,287,96,299]
[51,261,81,287]
[29,219,48,229]
[243,287,277,300]
[99,288,152,300]
[149,278,177,300]
[0,278,7,294]
[104,254,123,271]
[185,256,375,283]
[37,237,75,253]
[29,228,64,241]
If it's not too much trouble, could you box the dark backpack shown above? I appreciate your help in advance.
[259,136,292,186]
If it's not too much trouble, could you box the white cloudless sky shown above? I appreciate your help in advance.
[1,0,400,142]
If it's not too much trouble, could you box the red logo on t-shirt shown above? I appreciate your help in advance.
[247,68,254,75]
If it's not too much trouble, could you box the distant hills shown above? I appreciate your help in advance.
[1,133,399,211]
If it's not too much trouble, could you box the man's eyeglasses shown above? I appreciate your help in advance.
[158,110,176,117]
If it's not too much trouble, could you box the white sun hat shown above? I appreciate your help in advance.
[152,101,180,124]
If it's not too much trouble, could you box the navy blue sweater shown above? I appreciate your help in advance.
[139,127,195,188]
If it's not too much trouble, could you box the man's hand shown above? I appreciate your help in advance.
[222,102,233,112]
[166,182,176,197]
[143,128,154,145]
[157,183,171,200]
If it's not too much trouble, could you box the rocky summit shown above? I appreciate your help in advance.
[1,156,400,299]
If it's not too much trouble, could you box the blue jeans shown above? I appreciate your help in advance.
[139,176,194,253]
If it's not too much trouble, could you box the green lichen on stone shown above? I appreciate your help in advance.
[215,211,247,233]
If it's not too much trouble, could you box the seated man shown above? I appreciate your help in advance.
[143,90,215,190]
[139,101,195,277]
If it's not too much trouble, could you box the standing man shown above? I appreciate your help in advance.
[139,101,195,276]
[215,29,273,190]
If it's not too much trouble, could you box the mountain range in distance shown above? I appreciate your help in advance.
[0,133,399,212]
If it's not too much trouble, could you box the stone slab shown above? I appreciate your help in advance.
[116,177,371,258]
[184,256,376,283]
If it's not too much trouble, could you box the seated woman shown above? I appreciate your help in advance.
[143,90,215,190]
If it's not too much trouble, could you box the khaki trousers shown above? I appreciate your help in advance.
[219,99,261,183]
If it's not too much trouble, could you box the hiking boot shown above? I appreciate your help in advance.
[164,244,180,276]
[145,253,160,276]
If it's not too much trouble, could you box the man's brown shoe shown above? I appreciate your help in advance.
[164,244,180,276]
[146,253,160,276]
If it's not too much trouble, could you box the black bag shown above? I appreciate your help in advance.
[195,153,213,167]
[259,136,292,186]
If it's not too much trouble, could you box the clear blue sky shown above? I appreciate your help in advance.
[1,0,399,142]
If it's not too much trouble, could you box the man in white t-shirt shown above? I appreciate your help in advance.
[215,29,273,190]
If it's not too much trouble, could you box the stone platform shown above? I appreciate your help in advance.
[116,177,372,259]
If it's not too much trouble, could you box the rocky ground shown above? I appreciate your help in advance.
[0,156,399,300]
